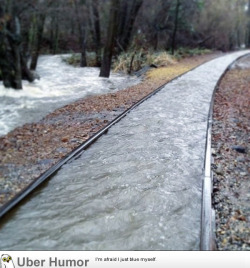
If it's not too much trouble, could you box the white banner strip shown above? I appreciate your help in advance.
[0,251,249,268]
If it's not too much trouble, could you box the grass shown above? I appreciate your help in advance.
[146,48,212,82]
[62,48,212,75]
[113,48,212,73]
[146,65,191,81]
[173,47,212,60]
[113,50,176,74]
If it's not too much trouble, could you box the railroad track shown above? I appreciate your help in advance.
[0,56,209,220]
[0,51,249,250]
[201,53,250,250]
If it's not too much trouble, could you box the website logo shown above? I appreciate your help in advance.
[1,254,15,268]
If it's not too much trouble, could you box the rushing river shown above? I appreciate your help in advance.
[0,54,140,136]
[0,51,249,250]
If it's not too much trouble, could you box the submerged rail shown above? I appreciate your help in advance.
[1,51,249,250]
[0,61,205,219]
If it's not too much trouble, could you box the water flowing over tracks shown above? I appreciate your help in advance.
[0,51,249,250]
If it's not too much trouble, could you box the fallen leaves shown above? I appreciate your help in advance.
[61,137,69,143]
[212,56,250,250]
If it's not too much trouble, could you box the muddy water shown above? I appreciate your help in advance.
[0,54,140,136]
[0,51,249,250]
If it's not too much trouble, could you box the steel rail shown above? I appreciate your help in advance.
[200,52,250,250]
[0,58,211,219]
[1,52,249,254]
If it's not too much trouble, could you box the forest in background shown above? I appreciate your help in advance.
[0,0,250,89]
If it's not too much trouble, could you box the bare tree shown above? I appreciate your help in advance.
[151,0,171,50]
[90,0,101,66]
[29,0,55,70]
[247,0,250,47]
[171,0,181,55]
[73,0,87,67]
[0,0,35,89]
[117,0,144,52]
[99,0,120,78]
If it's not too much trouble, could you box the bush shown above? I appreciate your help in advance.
[62,53,80,66]
[173,47,212,60]
[62,52,97,67]
[63,48,212,73]
[113,50,176,73]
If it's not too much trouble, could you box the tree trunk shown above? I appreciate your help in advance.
[6,13,23,89]
[99,0,120,78]
[74,0,87,67]
[153,31,158,50]
[117,0,128,51]
[0,1,35,89]
[0,3,11,88]
[53,19,59,54]
[0,35,14,88]
[50,15,59,54]
[21,54,35,82]
[171,0,181,55]
[12,38,22,89]
[117,0,143,52]
[80,30,87,67]
[247,0,250,47]
[91,0,101,66]
[30,14,46,70]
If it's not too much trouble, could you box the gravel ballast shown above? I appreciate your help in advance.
[212,54,250,250]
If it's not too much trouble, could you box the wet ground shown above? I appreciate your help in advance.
[0,53,220,207]
[0,51,248,250]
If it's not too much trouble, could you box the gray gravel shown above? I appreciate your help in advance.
[212,54,250,250]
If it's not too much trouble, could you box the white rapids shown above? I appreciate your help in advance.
[0,54,140,136]
[0,51,249,250]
